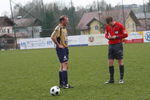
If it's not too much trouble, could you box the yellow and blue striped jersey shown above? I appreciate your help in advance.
[51,25,68,47]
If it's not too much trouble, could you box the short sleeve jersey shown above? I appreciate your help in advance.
[51,25,68,47]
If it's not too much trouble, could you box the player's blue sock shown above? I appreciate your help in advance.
[109,66,114,81]
[59,71,63,86]
[61,71,66,85]
[119,65,124,80]
[63,71,68,85]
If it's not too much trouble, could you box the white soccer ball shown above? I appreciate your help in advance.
[50,86,60,96]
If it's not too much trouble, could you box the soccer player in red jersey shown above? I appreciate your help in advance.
[105,16,128,84]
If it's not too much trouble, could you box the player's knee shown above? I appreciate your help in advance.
[108,60,114,66]
[61,62,68,70]
[62,66,67,71]
[118,59,123,65]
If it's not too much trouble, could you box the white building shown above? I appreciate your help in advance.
[0,17,14,35]
[14,18,42,38]
[0,16,42,38]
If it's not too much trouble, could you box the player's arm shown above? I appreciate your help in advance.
[105,31,109,39]
[105,25,110,39]
[51,29,64,48]
[117,24,128,39]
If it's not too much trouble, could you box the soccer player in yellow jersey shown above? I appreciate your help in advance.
[51,16,73,89]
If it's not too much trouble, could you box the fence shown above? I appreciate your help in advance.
[17,31,150,50]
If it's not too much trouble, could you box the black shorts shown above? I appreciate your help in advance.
[56,47,69,63]
[108,43,123,60]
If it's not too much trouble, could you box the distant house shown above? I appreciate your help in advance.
[0,16,42,49]
[0,16,42,38]
[14,18,42,38]
[136,13,150,31]
[0,17,14,35]
[77,10,140,35]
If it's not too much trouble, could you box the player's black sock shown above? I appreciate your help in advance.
[119,65,124,80]
[59,71,63,86]
[63,71,68,85]
[61,71,66,85]
[109,66,114,81]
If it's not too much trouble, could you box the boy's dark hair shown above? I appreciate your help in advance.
[106,16,113,24]
[59,15,67,22]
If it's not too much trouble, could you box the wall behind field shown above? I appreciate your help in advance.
[18,31,150,50]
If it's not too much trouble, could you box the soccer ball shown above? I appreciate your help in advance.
[50,86,60,96]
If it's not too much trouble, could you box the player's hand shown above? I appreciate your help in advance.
[108,36,118,40]
[108,36,114,40]
[108,36,111,39]
[58,44,64,48]
[111,36,117,39]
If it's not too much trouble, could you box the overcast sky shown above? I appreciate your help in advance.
[0,0,148,16]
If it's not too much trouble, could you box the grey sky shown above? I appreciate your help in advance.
[0,0,148,16]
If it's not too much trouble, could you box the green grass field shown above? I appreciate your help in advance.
[0,43,150,100]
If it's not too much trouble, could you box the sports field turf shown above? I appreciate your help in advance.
[0,43,150,100]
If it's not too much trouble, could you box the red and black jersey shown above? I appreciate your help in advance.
[105,22,128,44]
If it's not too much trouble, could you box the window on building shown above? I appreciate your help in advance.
[7,29,10,33]
[34,29,39,33]
[2,29,6,33]
[95,25,99,30]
